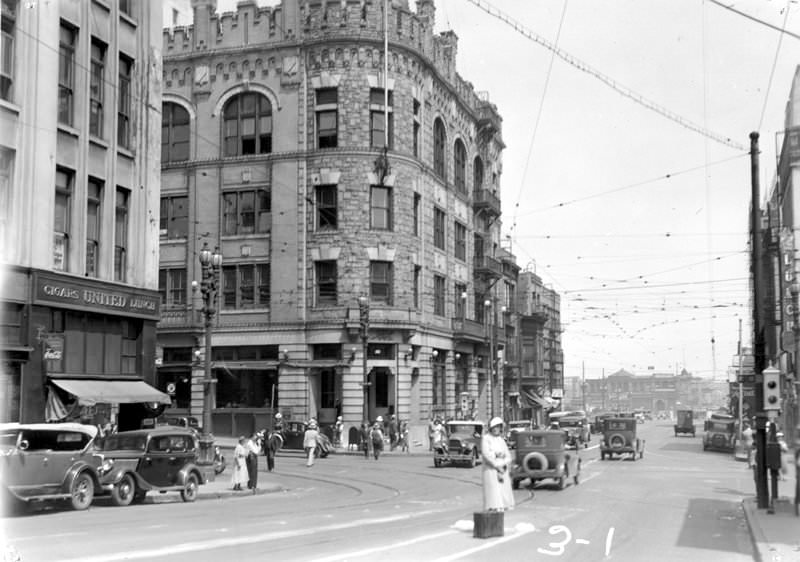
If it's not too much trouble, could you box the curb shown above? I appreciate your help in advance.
[741,497,765,562]
[140,484,286,504]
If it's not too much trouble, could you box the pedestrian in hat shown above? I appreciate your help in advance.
[370,417,385,460]
[334,415,344,448]
[264,425,283,472]
[480,417,514,512]
[303,420,320,467]
[245,432,261,492]
[388,414,399,451]
[231,436,249,491]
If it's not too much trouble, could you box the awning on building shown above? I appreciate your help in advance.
[521,389,557,410]
[51,378,171,406]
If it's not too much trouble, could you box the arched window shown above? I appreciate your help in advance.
[433,118,446,179]
[223,93,272,156]
[162,102,190,163]
[453,139,466,193]
[473,156,483,192]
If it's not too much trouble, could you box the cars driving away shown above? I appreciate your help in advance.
[510,429,581,490]
[600,417,645,461]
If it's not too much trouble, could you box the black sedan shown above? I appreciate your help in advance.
[278,421,332,458]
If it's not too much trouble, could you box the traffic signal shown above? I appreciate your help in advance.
[358,298,369,335]
[762,367,781,410]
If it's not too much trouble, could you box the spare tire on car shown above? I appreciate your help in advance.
[522,451,548,476]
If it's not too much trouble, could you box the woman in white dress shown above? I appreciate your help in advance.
[231,436,249,490]
[480,417,515,512]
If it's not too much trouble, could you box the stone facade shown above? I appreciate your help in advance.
[156,0,514,444]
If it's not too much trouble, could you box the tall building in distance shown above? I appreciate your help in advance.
[0,0,165,427]
[156,0,516,442]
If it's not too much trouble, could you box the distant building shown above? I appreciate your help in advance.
[0,0,164,427]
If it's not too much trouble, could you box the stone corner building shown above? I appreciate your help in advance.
[157,0,516,444]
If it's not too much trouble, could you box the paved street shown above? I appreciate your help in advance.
[3,420,759,562]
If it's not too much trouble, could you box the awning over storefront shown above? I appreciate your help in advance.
[521,389,557,410]
[51,378,171,406]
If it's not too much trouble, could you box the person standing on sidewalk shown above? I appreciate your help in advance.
[399,420,409,453]
[742,421,754,468]
[304,420,320,467]
[245,432,261,492]
[334,416,344,448]
[359,422,370,459]
[231,436,249,491]
[388,415,399,451]
[265,426,283,472]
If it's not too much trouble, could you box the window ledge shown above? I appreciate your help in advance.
[57,123,80,138]
[117,146,135,160]
[219,308,270,314]
[160,237,188,244]
[120,11,138,28]
[89,136,109,150]
[0,98,20,115]
[220,233,270,240]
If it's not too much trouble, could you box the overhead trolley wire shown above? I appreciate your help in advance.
[463,0,746,151]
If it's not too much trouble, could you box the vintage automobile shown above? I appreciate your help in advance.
[505,420,534,449]
[600,417,645,460]
[509,429,581,490]
[0,423,101,511]
[556,415,591,449]
[148,415,226,474]
[96,427,207,506]
[703,414,737,453]
[433,421,484,468]
[591,413,615,434]
[279,420,332,458]
[674,409,696,437]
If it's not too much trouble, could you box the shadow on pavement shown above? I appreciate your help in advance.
[658,442,702,453]
[675,498,751,556]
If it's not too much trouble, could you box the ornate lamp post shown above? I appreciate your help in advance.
[198,242,222,462]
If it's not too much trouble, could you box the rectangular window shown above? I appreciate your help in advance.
[315,88,338,148]
[370,185,392,230]
[370,261,392,305]
[58,24,76,126]
[316,260,337,305]
[1,0,15,101]
[121,320,138,375]
[412,99,420,158]
[114,188,129,282]
[433,275,446,316]
[369,88,393,149]
[454,221,466,261]
[162,103,190,163]
[455,282,467,319]
[119,0,131,16]
[118,55,132,148]
[0,147,12,245]
[159,195,188,239]
[159,269,186,306]
[54,169,72,271]
[413,193,420,236]
[433,207,446,250]
[222,263,270,309]
[316,185,337,229]
[86,178,103,277]
[89,39,106,137]
[413,265,421,309]
[222,189,270,235]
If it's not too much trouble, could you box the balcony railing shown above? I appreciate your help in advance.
[158,306,201,329]
[451,317,486,343]
[474,254,502,279]
[472,189,501,217]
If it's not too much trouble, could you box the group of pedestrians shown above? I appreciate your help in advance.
[231,433,262,492]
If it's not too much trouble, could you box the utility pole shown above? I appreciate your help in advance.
[582,361,587,413]
[601,368,606,411]
[750,131,769,509]
[359,296,370,424]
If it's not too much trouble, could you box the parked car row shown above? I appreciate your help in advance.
[1,423,213,512]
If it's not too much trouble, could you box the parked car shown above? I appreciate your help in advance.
[433,421,484,468]
[674,409,695,437]
[509,429,581,490]
[0,423,101,511]
[505,420,533,448]
[279,420,332,458]
[96,427,207,506]
[702,413,737,453]
[600,417,645,461]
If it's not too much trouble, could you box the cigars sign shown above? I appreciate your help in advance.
[34,272,160,320]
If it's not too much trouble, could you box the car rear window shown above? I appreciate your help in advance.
[103,434,148,451]
[19,430,90,451]
[606,421,632,431]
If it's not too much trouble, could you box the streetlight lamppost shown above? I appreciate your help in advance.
[198,242,222,462]
[359,296,370,423]
[485,299,494,418]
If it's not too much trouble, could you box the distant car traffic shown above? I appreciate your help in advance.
[674,409,695,437]
[96,427,206,506]
[0,423,101,511]
[510,429,581,490]
[600,417,645,461]
[703,414,737,453]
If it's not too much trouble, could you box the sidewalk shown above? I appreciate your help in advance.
[740,449,799,562]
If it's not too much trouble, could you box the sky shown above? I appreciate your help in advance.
[429,0,800,381]
[211,0,800,381]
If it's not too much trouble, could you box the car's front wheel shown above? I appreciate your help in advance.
[468,451,477,468]
[110,474,136,507]
[181,474,199,502]
[69,471,94,511]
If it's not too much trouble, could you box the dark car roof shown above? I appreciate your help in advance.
[112,427,197,438]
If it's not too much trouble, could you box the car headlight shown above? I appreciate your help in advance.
[99,458,114,475]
